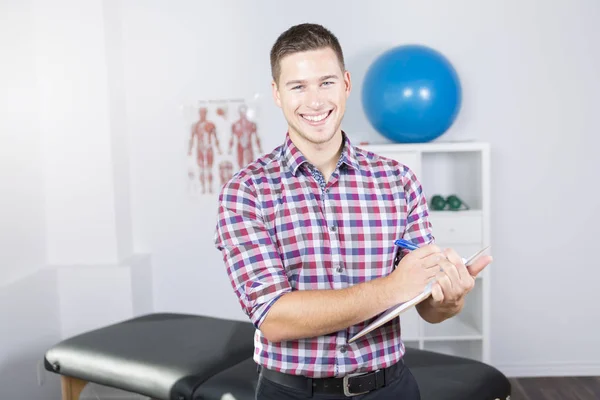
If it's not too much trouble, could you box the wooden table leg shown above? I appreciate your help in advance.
[61,376,88,400]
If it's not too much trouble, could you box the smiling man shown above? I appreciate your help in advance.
[214,23,492,400]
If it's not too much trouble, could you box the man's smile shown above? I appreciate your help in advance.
[300,110,333,125]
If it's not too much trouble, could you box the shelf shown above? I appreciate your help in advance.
[359,141,491,364]
[403,340,420,350]
[423,340,483,362]
[401,336,420,342]
[423,281,483,340]
[422,317,483,341]
[359,141,490,153]
[421,151,485,210]
[427,214,484,247]
[399,307,420,339]
[428,210,482,217]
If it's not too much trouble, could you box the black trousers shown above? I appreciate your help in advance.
[255,364,421,400]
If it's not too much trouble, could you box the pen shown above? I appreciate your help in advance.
[394,238,479,265]
[394,239,420,251]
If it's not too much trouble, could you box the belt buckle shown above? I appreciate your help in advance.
[343,371,373,397]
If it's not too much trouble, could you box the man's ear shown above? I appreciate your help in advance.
[272,80,282,108]
[344,70,352,98]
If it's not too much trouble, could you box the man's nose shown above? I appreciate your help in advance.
[306,88,325,109]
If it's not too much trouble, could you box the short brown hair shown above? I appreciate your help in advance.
[270,23,345,84]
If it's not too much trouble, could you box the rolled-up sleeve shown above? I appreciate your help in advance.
[214,176,291,329]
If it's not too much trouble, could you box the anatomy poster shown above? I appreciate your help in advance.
[184,96,263,197]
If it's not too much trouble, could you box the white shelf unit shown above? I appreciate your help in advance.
[361,141,491,364]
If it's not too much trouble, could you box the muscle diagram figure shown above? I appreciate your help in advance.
[188,107,221,194]
[229,104,262,170]
[219,160,234,187]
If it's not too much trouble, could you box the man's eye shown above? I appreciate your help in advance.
[322,81,334,86]
[292,85,304,90]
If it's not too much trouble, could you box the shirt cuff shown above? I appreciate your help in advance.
[250,289,291,329]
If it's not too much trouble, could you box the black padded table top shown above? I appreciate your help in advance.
[44,313,255,400]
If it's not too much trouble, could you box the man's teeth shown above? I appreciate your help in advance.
[302,112,329,122]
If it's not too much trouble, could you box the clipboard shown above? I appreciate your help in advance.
[347,245,491,343]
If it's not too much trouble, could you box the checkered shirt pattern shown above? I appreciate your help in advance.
[214,132,433,378]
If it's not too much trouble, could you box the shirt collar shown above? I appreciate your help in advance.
[280,131,360,176]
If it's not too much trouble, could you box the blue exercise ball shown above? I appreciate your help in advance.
[362,45,462,143]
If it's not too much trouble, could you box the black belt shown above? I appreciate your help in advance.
[258,358,404,397]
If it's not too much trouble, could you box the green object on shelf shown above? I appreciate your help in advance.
[446,195,463,210]
[431,195,447,211]
[429,194,470,211]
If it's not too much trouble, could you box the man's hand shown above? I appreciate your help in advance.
[417,248,492,323]
[387,244,446,304]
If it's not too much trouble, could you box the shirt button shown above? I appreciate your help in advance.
[329,225,337,232]
[336,266,344,273]
[339,345,347,353]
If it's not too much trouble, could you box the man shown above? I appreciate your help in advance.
[214,23,492,399]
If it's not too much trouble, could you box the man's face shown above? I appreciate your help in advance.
[272,47,351,147]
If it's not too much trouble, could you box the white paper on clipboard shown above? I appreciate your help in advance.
[347,245,491,343]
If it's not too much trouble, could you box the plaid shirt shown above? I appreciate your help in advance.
[214,132,433,378]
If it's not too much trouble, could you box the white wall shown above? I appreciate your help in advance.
[0,270,62,400]
[1,1,61,398]
[1,0,151,398]
[1,0,46,287]
[123,0,600,377]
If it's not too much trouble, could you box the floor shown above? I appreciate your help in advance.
[509,377,600,400]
